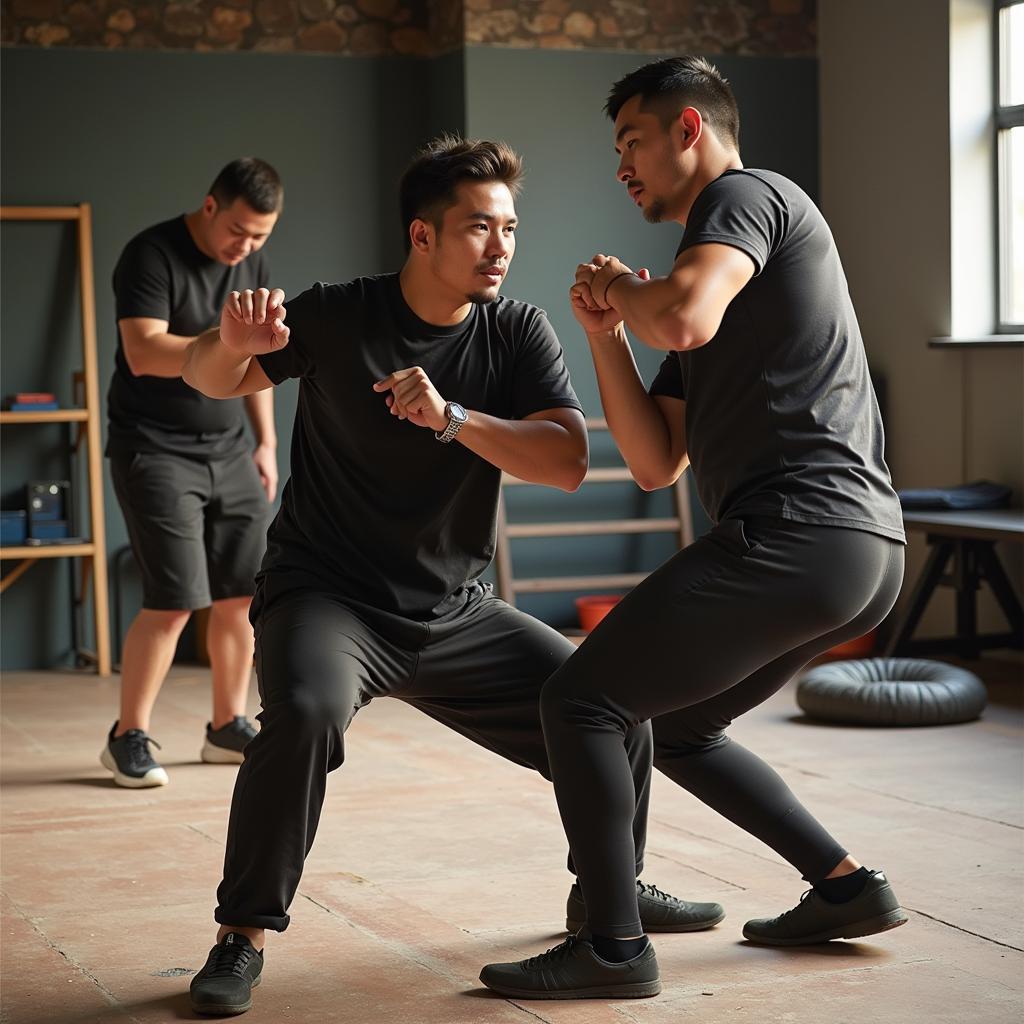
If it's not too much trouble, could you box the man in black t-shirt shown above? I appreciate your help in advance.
[101,159,282,790]
[480,58,909,999]
[182,137,721,1017]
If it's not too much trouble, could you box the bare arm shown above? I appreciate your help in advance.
[373,368,588,493]
[456,407,588,492]
[243,388,279,501]
[119,317,200,378]
[586,323,688,491]
[182,287,287,398]
[580,243,755,352]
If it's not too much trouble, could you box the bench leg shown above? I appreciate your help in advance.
[975,541,1024,648]
[884,540,954,656]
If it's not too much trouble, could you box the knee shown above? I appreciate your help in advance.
[137,607,191,637]
[540,671,630,735]
[211,596,253,623]
[654,725,728,763]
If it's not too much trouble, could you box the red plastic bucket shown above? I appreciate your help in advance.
[827,628,877,659]
[575,594,622,632]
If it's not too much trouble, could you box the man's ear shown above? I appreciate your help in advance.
[409,217,434,254]
[677,106,703,152]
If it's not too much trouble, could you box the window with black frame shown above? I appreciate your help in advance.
[997,0,1024,332]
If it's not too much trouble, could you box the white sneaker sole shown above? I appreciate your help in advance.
[100,747,169,788]
[200,739,246,764]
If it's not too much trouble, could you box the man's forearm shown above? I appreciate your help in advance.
[243,388,277,448]
[587,325,679,490]
[456,413,587,492]
[607,274,700,352]
[182,329,253,398]
[129,332,201,378]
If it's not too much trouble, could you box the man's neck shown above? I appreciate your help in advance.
[675,150,745,226]
[183,209,216,260]
[398,263,472,327]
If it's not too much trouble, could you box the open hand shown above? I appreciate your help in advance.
[220,288,290,356]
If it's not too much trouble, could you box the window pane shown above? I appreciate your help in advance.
[1000,2,1024,107]
[999,126,1024,327]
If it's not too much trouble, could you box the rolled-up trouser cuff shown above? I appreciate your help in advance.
[214,907,290,932]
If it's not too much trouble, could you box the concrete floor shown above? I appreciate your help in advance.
[1,656,1022,1024]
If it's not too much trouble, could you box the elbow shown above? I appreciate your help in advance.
[630,463,676,492]
[122,345,147,378]
[558,450,589,493]
[561,458,588,493]
[653,309,711,352]
[632,473,667,492]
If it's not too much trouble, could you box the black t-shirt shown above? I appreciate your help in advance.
[650,169,905,543]
[106,215,269,459]
[256,273,582,619]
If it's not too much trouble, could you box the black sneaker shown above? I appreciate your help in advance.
[201,716,258,764]
[480,927,660,1000]
[743,870,909,946]
[100,722,168,788]
[190,932,263,1016]
[566,879,725,933]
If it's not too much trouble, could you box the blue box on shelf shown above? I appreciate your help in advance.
[1,510,27,545]
[26,520,72,542]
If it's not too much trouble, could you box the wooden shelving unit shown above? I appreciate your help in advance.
[0,203,111,675]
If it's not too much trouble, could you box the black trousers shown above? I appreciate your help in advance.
[540,517,905,937]
[215,579,653,931]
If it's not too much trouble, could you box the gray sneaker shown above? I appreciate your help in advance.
[479,927,661,1000]
[100,723,168,788]
[567,879,724,933]
[743,870,908,946]
[201,716,258,764]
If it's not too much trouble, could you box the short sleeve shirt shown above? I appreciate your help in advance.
[106,216,269,459]
[257,274,583,618]
[649,169,904,543]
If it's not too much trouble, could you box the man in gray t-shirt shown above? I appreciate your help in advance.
[481,57,908,1001]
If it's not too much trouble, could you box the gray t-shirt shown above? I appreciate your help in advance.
[650,169,904,543]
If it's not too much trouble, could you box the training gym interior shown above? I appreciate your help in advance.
[1,0,1022,1021]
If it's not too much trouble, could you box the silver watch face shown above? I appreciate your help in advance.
[448,402,468,423]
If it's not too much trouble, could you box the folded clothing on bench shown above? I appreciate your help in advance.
[898,480,1012,511]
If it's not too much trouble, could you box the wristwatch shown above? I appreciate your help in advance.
[435,401,469,443]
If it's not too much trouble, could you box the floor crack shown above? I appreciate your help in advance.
[508,1001,551,1022]
[3,891,135,1020]
[905,907,1024,952]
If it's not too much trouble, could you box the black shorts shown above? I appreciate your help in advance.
[110,449,268,611]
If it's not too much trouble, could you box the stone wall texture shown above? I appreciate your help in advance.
[1,0,815,56]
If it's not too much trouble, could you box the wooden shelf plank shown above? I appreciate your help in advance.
[0,409,89,424]
[0,543,94,559]
[511,572,647,593]
[0,206,82,221]
[506,518,681,538]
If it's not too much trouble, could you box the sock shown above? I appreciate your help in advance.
[590,933,649,963]
[814,866,872,904]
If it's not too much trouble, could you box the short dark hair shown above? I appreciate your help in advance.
[208,157,283,215]
[399,135,524,251]
[605,56,740,150]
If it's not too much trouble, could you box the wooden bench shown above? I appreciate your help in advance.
[884,508,1024,658]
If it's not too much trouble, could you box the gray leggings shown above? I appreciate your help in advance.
[540,516,904,936]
